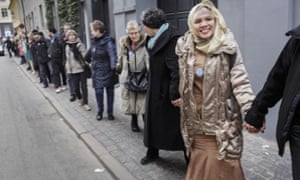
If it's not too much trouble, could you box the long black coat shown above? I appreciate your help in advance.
[245,25,300,156]
[144,26,184,151]
[85,33,118,88]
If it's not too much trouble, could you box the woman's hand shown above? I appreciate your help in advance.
[171,98,181,107]
[243,122,266,133]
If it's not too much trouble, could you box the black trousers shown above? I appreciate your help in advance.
[70,72,88,104]
[52,60,66,88]
[289,124,300,180]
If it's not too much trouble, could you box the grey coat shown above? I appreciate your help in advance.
[117,35,149,115]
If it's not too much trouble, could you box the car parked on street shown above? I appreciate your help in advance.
[0,43,4,56]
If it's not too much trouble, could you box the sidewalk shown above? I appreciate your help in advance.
[14,57,292,180]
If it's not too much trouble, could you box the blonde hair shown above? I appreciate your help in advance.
[187,0,227,54]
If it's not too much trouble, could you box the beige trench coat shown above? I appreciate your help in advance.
[116,35,149,115]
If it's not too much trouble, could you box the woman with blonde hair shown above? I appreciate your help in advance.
[116,20,148,132]
[176,0,255,179]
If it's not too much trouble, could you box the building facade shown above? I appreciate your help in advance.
[22,0,47,33]
[0,0,13,38]
[8,0,23,34]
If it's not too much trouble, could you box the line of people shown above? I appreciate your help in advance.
[12,0,299,179]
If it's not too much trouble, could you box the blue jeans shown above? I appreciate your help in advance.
[290,124,300,180]
[95,86,114,116]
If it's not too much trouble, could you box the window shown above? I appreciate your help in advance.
[1,8,8,17]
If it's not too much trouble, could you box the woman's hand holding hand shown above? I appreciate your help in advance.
[171,98,181,107]
[243,122,266,133]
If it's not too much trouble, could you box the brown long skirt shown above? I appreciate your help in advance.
[185,135,245,180]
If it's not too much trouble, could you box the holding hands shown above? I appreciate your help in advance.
[243,122,266,133]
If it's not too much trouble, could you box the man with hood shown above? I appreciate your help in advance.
[245,25,300,179]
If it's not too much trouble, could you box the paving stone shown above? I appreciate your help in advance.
[18,61,293,180]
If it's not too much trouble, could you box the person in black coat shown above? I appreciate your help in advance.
[244,25,300,180]
[140,8,185,165]
[32,32,52,88]
[48,27,67,93]
[85,20,118,121]
[4,36,12,57]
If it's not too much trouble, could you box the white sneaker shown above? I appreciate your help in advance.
[61,86,68,91]
[55,87,62,94]
[83,104,91,111]
[77,99,83,106]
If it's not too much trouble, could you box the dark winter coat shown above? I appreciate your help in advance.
[32,38,50,64]
[4,39,12,48]
[85,33,118,88]
[143,25,184,151]
[245,25,300,156]
[48,33,63,61]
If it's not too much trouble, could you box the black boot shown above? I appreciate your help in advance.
[131,114,140,132]
[140,148,159,165]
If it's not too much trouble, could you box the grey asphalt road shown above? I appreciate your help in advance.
[0,57,114,180]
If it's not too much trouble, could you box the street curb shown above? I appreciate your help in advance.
[14,58,137,180]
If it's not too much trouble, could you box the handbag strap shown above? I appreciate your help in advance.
[126,47,136,74]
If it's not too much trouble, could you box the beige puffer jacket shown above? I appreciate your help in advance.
[176,30,255,160]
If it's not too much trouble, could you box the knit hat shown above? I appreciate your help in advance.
[141,8,167,29]
[66,29,78,38]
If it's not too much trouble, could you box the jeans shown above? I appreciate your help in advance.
[95,86,114,116]
[7,47,12,57]
[52,60,66,88]
[67,73,75,97]
[39,61,53,86]
[70,72,88,104]
[289,124,300,180]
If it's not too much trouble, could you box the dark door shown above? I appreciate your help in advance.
[92,0,110,33]
[158,0,218,34]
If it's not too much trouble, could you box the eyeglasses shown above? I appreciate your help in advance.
[128,31,140,36]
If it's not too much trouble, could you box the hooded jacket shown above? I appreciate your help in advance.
[245,25,300,156]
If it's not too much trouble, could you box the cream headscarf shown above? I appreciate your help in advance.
[188,0,227,55]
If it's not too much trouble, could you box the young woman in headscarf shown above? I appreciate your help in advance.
[175,1,255,179]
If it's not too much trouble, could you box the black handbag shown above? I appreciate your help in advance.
[74,47,92,78]
[82,63,91,78]
[124,48,148,93]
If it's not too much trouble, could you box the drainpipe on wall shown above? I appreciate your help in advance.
[20,0,27,34]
